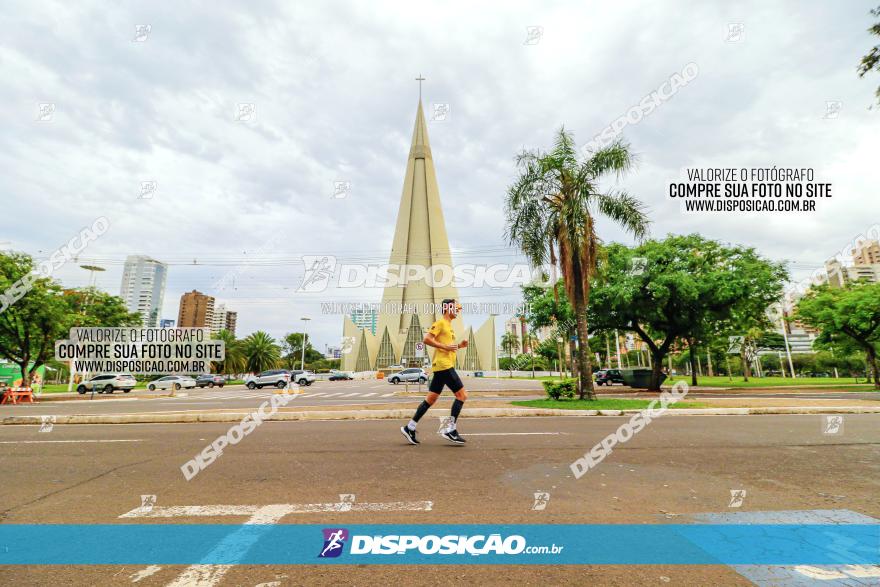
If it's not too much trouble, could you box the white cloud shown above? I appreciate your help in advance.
[1,0,878,349]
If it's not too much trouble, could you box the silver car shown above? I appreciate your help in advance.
[245,369,292,389]
[76,373,137,394]
[387,368,428,384]
[147,375,197,391]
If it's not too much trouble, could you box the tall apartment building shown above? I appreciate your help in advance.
[825,259,880,288]
[120,255,167,327]
[853,239,880,265]
[211,303,238,336]
[178,290,215,329]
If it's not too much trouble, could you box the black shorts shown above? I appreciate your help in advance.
[428,368,464,393]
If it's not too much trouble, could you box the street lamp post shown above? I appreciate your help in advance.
[300,317,311,370]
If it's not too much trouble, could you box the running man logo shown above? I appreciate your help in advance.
[727,336,744,354]
[39,415,55,433]
[318,528,349,558]
[728,489,747,508]
[629,257,647,276]
[823,415,844,435]
[139,494,156,513]
[298,255,337,293]
[532,492,550,511]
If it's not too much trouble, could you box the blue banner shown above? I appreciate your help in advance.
[1,524,877,565]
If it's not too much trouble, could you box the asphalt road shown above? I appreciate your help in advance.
[3,379,876,419]
[1,414,878,585]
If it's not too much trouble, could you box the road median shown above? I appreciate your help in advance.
[4,405,880,425]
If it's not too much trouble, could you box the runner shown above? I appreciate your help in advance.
[400,299,468,445]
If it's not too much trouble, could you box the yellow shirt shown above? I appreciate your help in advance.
[428,318,456,371]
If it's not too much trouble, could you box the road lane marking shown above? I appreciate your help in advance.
[340,392,361,398]
[0,439,145,444]
[380,393,395,397]
[321,393,344,398]
[463,432,563,436]
[361,393,377,397]
[130,565,162,583]
[121,496,433,587]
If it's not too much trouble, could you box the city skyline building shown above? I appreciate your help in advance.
[211,303,238,336]
[178,290,215,329]
[119,255,167,328]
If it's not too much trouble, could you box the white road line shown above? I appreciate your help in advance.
[121,496,432,587]
[463,432,563,436]
[130,565,162,583]
[380,393,395,397]
[340,392,362,398]
[0,439,145,444]
[306,392,326,397]
[321,392,344,398]
[361,393,377,397]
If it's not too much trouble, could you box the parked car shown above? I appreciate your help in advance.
[76,373,137,394]
[387,368,428,384]
[328,371,353,381]
[290,370,316,386]
[245,369,292,389]
[594,369,625,386]
[147,375,197,391]
[195,374,225,388]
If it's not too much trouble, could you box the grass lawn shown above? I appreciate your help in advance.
[682,375,873,388]
[511,398,708,410]
[505,374,874,388]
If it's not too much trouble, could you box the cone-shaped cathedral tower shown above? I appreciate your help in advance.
[340,100,496,372]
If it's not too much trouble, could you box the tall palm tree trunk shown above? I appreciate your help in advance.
[572,274,595,400]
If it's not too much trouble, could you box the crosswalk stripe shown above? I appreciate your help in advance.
[340,392,361,398]
[380,393,395,397]
[322,392,344,398]
[361,393,377,397]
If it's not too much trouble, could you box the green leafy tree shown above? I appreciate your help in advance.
[242,331,280,374]
[858,5,880,105]
[213,329,245,375]
[794,283,880,388]
[589,235,787,390]
[522,283,576,374]
[281,332,323,369]
[506,131,649,398]
[0,252,141,386]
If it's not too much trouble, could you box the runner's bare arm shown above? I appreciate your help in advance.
[423,332,457,351]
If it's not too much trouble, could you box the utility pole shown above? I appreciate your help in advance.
[778,307,795,380]
[299,317,311,370]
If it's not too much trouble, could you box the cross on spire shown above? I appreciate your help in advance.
[415,74,425,100]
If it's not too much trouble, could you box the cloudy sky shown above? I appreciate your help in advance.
[2,1,878,351]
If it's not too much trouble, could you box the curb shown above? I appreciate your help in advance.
[3,405,880,425]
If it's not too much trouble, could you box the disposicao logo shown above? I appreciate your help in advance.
[318,528,349,558]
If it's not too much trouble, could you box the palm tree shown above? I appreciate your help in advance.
[242,331,280,374]
[213,329,245,376]
[500,332,520,377]
[505,130,649,399]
